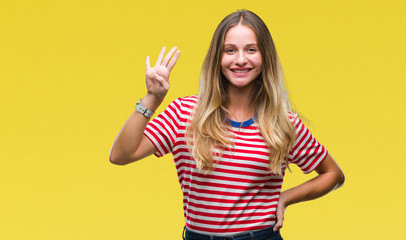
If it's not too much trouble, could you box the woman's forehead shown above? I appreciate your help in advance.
[224,25,257,45]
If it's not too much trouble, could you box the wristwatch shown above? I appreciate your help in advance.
[136,99,155,118]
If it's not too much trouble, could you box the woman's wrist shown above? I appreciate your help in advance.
[142,93,164,112]
[279,191,293,208]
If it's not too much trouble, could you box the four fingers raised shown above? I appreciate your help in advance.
[148,46,181,72]
[145,46,181,90]
[154,47,180,68]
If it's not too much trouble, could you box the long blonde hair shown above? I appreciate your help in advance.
[186,10,296,175]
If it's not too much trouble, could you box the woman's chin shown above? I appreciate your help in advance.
[228,79,256,90]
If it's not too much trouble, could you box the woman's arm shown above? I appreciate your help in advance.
[109,47,181,165]
[109,94,162,165]
[273,153,345,231]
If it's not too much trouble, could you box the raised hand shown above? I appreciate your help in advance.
[145,46,181,101]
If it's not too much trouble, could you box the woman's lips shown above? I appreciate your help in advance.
[231,68,252,76]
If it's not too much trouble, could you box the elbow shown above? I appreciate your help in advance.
[109,148,132,166]
[336,169,345,189]
[109,156,128,165]
[109,154,126,165]
[109,147,142,165]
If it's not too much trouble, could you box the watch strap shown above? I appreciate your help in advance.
[135,99,155,118]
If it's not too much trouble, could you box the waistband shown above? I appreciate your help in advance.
[183,225,281,240]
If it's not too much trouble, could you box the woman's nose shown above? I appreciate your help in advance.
[235,52,248,65]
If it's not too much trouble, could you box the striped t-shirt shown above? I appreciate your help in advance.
[144,96,327,236]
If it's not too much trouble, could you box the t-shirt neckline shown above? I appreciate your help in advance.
[227,117,255,128]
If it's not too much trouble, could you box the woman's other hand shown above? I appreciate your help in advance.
[273,192,287,232]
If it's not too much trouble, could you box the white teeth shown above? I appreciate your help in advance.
[232,69,249,73]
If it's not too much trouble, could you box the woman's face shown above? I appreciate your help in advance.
[221,24,262,90]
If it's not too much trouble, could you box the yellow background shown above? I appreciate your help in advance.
[1,0,405,239]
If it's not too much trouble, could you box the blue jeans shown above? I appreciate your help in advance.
[183,225,283,240]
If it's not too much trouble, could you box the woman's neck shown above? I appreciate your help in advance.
[227,85,255,122]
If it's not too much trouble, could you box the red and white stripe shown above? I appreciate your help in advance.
[144,96,327,236]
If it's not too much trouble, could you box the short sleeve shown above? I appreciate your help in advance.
[288,114,328,174]
[144,98,182,157]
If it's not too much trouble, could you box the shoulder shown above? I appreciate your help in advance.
[287,112,310,134]
[170,95,198,111]
[176,95,198,105]
[288,111,300,126]
[163,95,198,119]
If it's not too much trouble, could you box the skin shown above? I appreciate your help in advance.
[109,46,180,165]
[221,24,262,121]
[110,25,345,234]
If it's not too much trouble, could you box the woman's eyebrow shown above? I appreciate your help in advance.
[223,43,258,47]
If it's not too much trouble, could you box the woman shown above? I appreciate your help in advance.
[110,10,344,240]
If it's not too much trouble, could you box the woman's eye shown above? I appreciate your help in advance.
[247,48,257,53]
[225,49,235,53]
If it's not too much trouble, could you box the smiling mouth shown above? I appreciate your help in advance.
[231,69,251,73]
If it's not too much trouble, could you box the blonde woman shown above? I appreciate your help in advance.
[110,10,344,240]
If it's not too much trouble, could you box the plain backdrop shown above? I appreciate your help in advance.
[1,0,405,239]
